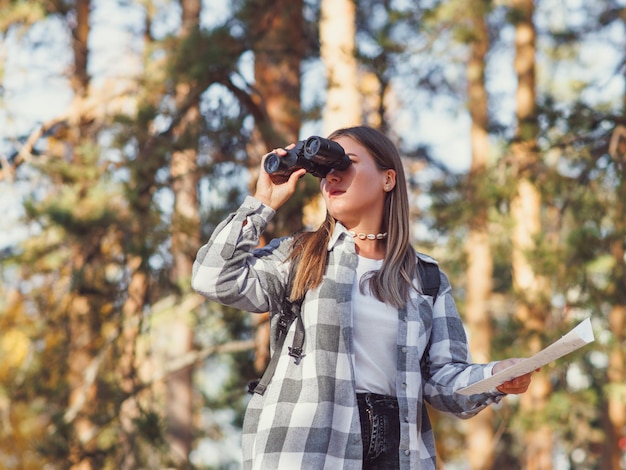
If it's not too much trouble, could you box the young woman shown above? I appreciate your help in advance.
[192,126,533,469]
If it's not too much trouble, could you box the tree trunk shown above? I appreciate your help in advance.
[301,0,362,231]
[246,0,305,375]
[250,0,303,149]
[249,0,304,237]
[464,2,495,468]
[64,2,96,468]
[165,0,202,464]
[67,268,98,470]
[71,0,90,98]
[605,305,625,469]
[604,126,626,469]
[509,1,553,468]
[118,255,149,470]
[320,0,360,135]
[114,5,164,468]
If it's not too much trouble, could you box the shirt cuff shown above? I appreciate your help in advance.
[485,361,507,397]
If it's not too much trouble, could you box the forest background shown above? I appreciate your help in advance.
[0,0,625,469]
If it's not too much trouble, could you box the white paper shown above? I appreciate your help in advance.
[457,317,595,396]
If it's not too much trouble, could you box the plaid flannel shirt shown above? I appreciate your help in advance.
[192,196,504,470]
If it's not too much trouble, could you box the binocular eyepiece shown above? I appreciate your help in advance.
[264,136,351,179]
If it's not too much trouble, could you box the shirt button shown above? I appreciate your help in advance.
[402,382,407,389]
[401,347,408,353]
[405,416,409,422]
[404,450,411,456]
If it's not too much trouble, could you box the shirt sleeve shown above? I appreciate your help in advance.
[191,196,291,314]
[421,270,505,417]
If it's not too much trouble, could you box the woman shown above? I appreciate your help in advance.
[192,126,533,469]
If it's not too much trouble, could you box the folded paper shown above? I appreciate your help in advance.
[457,317,595,396]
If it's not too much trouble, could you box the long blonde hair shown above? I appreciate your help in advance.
[288,126,417,309]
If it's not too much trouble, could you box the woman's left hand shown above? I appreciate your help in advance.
[492,358,538,394]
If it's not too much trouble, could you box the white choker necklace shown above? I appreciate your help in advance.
[349,231,387,240]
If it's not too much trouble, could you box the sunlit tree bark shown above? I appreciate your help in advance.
[464,1,496,468]
[117,255,149,470]
[300,0,361,231]
[605,125,626,470]
[509,1,553,468]
[164,0,202,464]
[320,0,360,135]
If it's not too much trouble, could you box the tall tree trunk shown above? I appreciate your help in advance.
[64,2,96,468]
[67,257,98,470]
[246,0,305,375]
[464,1,495,468]
[115,5,160,469]
[605,126,626,469]
[509,1,553,468]
[118,255,149,470]
[320,0,360,135]
[71,0,90,98]
[165,0,202,464]
[301,0,361,231]
[249,0,304,237]
[115,5,164,468]
[250,0,303,149]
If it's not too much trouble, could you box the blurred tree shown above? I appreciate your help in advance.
[164,0,201,464]
[320,0,360,134]
[605,123,626,470]
[236,0,307,379]
[0,0,228,466]
[461,0,497,468]
[298,0,361,231]
[601,9,626,460]
[47,2,105,468]
[508,0,554,468]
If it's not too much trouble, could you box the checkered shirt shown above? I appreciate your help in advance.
[192,196,504,470]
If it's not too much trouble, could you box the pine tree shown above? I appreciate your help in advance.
[508,0,554,466]
[462,0,497,467]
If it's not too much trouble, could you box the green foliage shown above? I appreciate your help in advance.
[428,167,514,235]
[167,26,246,85]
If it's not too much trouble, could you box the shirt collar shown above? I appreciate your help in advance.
[327,221,354,252]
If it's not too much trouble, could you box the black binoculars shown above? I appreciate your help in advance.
[263,136,351,179]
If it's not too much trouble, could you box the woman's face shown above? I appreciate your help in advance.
[320,135,396,230]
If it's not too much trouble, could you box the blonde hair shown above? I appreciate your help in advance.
[288,126,416,308]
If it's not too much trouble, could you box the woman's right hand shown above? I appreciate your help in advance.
[254,145,307,211]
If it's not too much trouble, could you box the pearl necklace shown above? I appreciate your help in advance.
[348,231,387,240]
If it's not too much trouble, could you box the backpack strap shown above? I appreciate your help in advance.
[249,261,304,395]
[417,258,441,300]
[417,258,441,376]
[287,306,306,364]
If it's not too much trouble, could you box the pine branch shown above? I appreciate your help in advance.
[1,81,139,181]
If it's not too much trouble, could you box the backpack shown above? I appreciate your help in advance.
[248,258,441,395]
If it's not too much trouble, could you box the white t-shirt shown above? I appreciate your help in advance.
[352,255,399,395]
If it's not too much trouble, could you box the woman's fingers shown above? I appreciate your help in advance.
[492,358,538,394]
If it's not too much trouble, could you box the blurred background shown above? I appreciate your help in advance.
[0,0,625,468]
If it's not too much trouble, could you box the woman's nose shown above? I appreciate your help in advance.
[325,168,340,182]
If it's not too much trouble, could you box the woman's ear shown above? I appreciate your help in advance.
[383,169,396,192]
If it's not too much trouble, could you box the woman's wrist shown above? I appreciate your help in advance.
[253,193,274,209]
